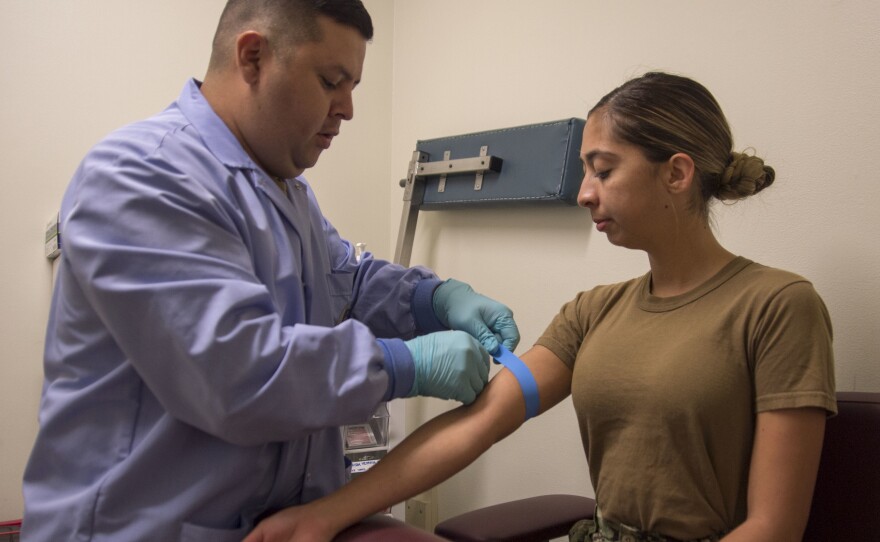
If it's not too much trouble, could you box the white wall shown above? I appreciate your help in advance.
[389,0,880,522]
[0,0,393,520]
[3,0,879,530]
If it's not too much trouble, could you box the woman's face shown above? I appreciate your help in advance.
[577,113,672,251]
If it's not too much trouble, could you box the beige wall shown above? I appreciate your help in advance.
[2,0,879,529]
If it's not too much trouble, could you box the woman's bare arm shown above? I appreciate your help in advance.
[721,407,826,542]
[243,345,573,542]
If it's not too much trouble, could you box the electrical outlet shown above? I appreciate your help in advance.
[406,492,439,531]
[405,498,427,530]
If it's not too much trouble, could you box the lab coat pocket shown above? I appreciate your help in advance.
[326,272,354,324]
[180,520,249,542]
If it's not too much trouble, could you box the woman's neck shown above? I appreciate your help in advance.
[647,229,735,298]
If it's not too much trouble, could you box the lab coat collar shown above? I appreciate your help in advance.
[175,78,307,227]
[176,78,259,175]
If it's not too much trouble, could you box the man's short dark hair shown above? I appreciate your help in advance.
[208,0,373,71]
[309,0,373,40]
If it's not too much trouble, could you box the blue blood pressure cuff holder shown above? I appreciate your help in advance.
[415,118,585,209]
[491,345,540,421]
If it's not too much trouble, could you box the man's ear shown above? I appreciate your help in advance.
[235,31,266,86]
[665,152,696,195]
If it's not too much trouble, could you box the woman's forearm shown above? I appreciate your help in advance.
[307,346,573,537]
[720,519,801,542]
[314,370,527,532]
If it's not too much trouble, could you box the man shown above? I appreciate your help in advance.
[21,1,518,540]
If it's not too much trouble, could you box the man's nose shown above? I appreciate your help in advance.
[332,90,354,121]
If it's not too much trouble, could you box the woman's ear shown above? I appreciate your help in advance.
[235,31,267,86]
[665,152,696,195]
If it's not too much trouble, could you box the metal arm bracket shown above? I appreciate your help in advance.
[394,148,503,266]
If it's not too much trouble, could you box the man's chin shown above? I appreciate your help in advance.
[286,158,318,178]
[292,155,322,175]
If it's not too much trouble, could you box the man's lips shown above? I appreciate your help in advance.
[316,132,337,149]
[594,218,609,232]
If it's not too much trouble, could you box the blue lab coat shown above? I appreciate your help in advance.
[22,79,441,541]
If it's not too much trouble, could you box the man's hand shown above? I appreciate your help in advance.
[242,505,336,542]
[405,330,489,404]
[433,279,520,353]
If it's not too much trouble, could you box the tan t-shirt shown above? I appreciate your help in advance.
[536,257,836,539]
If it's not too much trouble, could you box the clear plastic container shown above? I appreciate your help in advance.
[343,402,389,450]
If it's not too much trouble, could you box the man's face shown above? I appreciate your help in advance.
[245,16,367,179]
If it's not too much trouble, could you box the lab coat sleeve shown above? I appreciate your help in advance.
[316,209,446,339]
[60,148,395,446]
[376,338,416,401]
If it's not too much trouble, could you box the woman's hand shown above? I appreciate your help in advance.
[242,504,338,542]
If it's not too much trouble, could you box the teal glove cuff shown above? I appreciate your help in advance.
[431,278,463,328]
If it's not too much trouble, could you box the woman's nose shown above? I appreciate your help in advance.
[577,174,596,208]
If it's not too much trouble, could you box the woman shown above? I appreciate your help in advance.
[244,72,836,542]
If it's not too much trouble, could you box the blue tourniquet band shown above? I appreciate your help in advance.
[491,345,540,420]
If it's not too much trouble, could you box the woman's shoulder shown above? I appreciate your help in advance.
[732,259,829,319]
[735,258,817,293]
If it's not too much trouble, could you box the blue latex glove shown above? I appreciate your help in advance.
[404,330,489,404]
[432,279,520,354]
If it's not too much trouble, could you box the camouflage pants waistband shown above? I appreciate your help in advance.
[569,506,725,542]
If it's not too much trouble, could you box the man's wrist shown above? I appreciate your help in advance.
[376,338,415,401]
[412,278,446,333]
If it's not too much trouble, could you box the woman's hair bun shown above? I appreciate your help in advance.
[716,151,775,200]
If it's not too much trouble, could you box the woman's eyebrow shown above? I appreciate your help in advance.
[580,149,616,168]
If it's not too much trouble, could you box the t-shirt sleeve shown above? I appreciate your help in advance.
[536,291,591,370]
[752,281,837,416]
